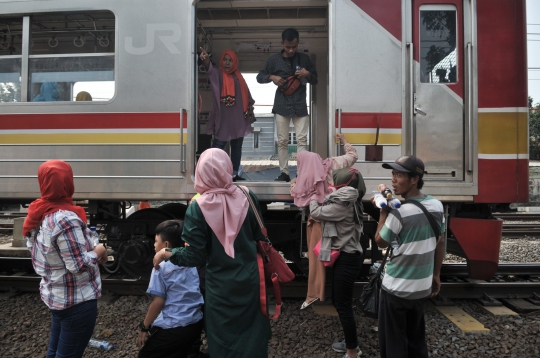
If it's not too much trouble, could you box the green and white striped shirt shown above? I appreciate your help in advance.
[379,195,445,300]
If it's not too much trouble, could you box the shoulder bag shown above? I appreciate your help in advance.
[239,187,295,320]
[280,75,301,96]
[360,246,390,319]
[404,199,441,239]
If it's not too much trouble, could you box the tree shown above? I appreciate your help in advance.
[0,82,20,102]
[529,96,540,160]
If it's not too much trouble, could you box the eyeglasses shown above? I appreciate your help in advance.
[391,171,407,179]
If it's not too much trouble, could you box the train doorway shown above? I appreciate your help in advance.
[408,0,472,183]
[194,0,329,183]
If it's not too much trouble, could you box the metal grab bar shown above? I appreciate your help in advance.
[336,108,342,155]
[467,42,473,172]
[407,42,414,153]
[180,108,186,173]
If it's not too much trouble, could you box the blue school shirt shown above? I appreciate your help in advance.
[147,261,204,329]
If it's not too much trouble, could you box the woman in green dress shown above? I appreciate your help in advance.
[153,148,271,358]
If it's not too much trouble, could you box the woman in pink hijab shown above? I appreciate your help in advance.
[152,148,270,358]
[290,133,358,309]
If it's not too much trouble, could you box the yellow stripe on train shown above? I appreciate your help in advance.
[343,133,402,145]
[0,133,188,144]
[478,112,528,155]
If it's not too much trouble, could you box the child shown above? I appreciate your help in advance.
[137,220,204,358]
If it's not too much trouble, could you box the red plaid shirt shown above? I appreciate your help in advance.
[26,210,101,310]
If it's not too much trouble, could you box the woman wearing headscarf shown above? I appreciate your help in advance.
[199,47,255,182]
[309,168,366,358]
[290,133,358,309]
[152,148,271,358]
[24,160,108,358]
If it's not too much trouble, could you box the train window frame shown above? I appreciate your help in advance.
[419,4,458,85]
[0,17,23,103]
[0,10,116,104]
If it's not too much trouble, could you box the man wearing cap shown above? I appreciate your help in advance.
[373,155,445,358]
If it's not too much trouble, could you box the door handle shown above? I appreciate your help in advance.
[414,106,427,116]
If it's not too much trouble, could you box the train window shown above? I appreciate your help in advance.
[0,11,115,103]
[419,5,457,84]
[0,17,23,102]
[29,11,115,102]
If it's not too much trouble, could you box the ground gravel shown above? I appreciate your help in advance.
[0,294,539,358]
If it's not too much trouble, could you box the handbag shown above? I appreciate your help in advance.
[312,239,340,267]
[239,187,295,320]
[279,75,301,96]
[360,246,390,319]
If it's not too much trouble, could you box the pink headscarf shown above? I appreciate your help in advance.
[194,148,249,258]
[291,151,333,207]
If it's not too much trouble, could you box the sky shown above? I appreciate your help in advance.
[528,0,540,105]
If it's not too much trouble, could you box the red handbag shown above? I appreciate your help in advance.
[312,239,340,267]
[239,187,295,320]
[279,75,301,96]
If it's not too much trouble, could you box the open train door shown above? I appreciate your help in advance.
[407,0,474,184]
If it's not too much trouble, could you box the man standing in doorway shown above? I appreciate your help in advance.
[257,28,318,182]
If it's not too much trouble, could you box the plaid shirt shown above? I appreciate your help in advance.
[257,50,318,117]
[26,210,101,310]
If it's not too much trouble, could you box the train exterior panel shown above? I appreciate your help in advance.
[0,0,528,279]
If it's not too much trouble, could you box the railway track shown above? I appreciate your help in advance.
[1,257,539,300]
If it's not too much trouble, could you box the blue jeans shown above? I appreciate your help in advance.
[47,299,98,358]
[212,137,244,176]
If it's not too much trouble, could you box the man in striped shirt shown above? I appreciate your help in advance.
[373,155,445,358]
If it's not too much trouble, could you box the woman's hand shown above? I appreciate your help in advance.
[336,133,348,145]
[153,248,172,270]
[137,331,149,348]
[93,244,108,265]
[199,47,210,69]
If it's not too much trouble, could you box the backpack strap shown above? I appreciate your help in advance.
[405,198,441,240]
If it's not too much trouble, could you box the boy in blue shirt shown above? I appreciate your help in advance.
[137,220,204,358]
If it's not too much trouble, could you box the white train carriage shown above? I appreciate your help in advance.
[0,0,528,279]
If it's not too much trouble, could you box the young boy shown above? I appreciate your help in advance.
[137,220,204,358]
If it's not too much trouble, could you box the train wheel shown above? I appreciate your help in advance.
[116,208,174,278]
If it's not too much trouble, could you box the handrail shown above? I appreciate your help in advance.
[180,108,186,172]
[407,42,414,154]
[467,42,473,172]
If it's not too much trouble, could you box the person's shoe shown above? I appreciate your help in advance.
[300,297,319,310]
[342,351,362,358]
[274,172,291,182]
[332,340,361,354]
[232,175,246,182]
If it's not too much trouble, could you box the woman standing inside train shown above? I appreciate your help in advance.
[23,160,108,358]
[199,47,255,182]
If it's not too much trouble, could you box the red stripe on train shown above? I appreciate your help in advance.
[351,0,401,41]
[476,158,528,203]
[335,112,402,129]
[0,112,188,130]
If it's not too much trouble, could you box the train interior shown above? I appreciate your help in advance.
[195,1,330,182]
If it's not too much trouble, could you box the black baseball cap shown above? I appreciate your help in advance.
[382,155,425,178]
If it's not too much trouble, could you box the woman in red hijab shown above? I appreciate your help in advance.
[24,160,108,358]
[199,47,255,182]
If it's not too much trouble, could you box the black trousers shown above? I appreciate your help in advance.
[332,251,363,350]
[138,320,204,358]
[378,290,429,358]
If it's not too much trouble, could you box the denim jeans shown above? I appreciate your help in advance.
[332,251,363,350]
[212,137,244,176]
[46,299,98,358]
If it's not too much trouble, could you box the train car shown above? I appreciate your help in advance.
[0,0,528,279]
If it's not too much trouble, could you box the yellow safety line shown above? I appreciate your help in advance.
[435,306,490,333]
[481,306,518,316]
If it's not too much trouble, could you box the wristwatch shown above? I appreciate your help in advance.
[139,320,150,332]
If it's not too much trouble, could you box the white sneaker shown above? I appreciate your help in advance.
[342,351,362,358]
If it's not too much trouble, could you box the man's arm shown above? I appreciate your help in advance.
[431,234,445,297]
[374,209,390,248]
[257,57,285,87]
[137,296,165,348]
